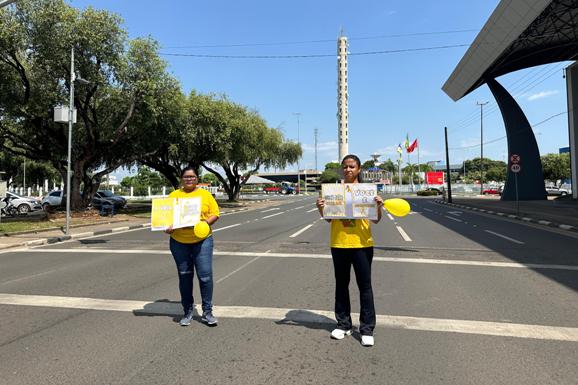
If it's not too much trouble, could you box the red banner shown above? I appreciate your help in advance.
[426,171,444,185]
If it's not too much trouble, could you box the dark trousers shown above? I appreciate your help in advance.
[331,247,376,336]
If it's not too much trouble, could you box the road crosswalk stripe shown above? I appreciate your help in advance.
[20,249,578,270]
[1,293,577,342]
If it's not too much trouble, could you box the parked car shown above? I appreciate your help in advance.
[41,190,126,210]
[41,190,64,210]
[5,191,43,214]
[92,190,126,209]
[545,186,570,196]
[417,187,443,196]
[482,186,501,195]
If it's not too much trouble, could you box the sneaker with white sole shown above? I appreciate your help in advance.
[201,311,218,326]
[179,310,194,326]
[330,328,353,340]
[361,335,374,347]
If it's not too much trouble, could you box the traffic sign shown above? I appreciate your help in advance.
[510,154,520,163]
[510,163,521,173]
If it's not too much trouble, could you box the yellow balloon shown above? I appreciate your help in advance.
[193,221,211,239]
[383,198,411,217]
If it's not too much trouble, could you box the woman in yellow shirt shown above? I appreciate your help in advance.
[165,167,220,327]
[316,154,383,347]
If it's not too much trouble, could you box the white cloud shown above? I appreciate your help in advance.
[527,90,559,101]
[302,141,337,154]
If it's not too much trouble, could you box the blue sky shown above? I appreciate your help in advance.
[69,0,571,175]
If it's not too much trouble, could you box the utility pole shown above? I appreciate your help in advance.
[293,112,301,194]
[477,101,488,195]
[314,128,318,172]
[444,126,452,203]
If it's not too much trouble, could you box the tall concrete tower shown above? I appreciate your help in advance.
[337,34,349,162]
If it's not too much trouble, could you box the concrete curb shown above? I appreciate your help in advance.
[434,200,578,234]
[0,223,151,251]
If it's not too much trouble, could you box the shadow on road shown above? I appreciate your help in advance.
[132,299,184,324]
[275,309,335,332]
[410,197,578,293]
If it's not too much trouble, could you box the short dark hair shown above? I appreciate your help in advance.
[181,166,199,178]
[341,154,363,182]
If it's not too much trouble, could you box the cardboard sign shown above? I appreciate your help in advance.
[321,183,377,220]
[151,197,201,231]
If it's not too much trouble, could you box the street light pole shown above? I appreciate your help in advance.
[65,47,75,235]
[477,101,488,195]
[293,112,301,194]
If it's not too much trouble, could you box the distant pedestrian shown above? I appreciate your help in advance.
[165,167,220,327]
[316,154,383,347]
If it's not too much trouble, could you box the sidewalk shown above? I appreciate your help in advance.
[436,196,578,232]
[0,199,266,251]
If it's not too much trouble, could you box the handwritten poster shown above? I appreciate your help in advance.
[151,197,202,231]
[321,183,377,220]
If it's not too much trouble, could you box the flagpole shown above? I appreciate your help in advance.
[417,141,420,188]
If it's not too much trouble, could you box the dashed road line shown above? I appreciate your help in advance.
[289,224,314,238]
[306,208,318,213]
[396,226,412,242]
[484,230,525,245]
[262,212,284,219]
[444,215,463,222]
[213,223,242,232]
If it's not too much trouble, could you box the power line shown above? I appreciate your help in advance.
[159,43,470,59]
[162,29,479,49]
[449,110,569,150]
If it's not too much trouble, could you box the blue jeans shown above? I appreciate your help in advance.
[170,236,214,314]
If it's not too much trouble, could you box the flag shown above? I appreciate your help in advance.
[407,138,418,153]
[404,134,410,150]
[396,143,403,155]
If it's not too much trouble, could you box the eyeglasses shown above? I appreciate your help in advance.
[182,176,198,180]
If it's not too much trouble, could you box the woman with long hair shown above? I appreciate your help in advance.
[316,154,383,346]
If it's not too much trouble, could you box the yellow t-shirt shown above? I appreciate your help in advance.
[330,219,373,248]
[169,188,220,244]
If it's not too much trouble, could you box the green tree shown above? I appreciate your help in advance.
[120,166,169,196]
[361,160,375,170]
[324,162,341,171]
[379,159,395,173]
[541,153,570,183]
[201,172,219,186]
[0,0,179,209]
[319,169,340,183]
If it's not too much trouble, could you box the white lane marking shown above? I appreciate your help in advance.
[423,208,433,212]
[306,208,318,213]
[396,226,412,242]
[387,214,394,221]
[293,205,305,210]
[447,211,463,216]
[215,256,261,283]
[260,208,280,213]
[212,223,241,232]
[0,269,60,286]
[484,230,525,245]
[445,215,463,222]
[262,212,284,219]
[2,293,578,342]
[289,224,313,238]
[17,249,578,271]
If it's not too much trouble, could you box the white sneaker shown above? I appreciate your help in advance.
[330,328,352,340]
[361,335,374,347]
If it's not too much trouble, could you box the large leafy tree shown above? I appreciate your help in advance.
[0,0,177,209]
[142,92,301,201]
[541,153,570,183]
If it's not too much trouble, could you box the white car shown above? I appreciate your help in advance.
[6,191,43,214]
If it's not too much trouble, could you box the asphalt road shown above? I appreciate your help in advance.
[1,196,578,385]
